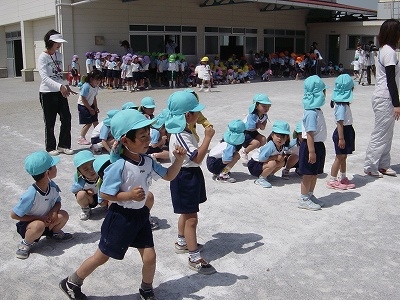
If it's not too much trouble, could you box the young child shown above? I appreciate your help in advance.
[71,150,104,221]
[206,119,246,183]
[11,151,72,259]
[147,108,169,161]
[164,90,216,275]
[261,68,273,81]
[198,57,212,92]
[139,96,156,119]
[298,75,327,211]
[77,69,103,145]
[282,121,302,179]
[60,109,187,300]
[327,74,356,190]
[85,52,93,75]
[90,109,119,154]
[167,54,178,88]
[240,93,271,164]
[248,120,290,188]
[70,55,79,86]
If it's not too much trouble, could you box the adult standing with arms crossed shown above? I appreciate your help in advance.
[38,29,76,156]
[364,19,400,177]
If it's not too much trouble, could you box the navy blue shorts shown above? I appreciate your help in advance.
[78,104,98,125]
[98,204,153,260]
[206,156,226,175]
[16,221,53,241]
[168,71,177,80]
[106,69,113,78]
[247,158,263,177]
[170,167,206,214]
[243,130,261,148]
[126,77,133,82]
[332,125,355,155]
[299,140,325,175]
[91,136,102,145]
[132,72,140,81]
[112,70,121,79]
[143,70,150,79]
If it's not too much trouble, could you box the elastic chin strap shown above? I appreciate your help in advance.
[124,146,139,155]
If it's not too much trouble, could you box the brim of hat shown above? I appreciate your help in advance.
[93,155,110,173]
[190,103,205,112]
[273,129,291,135]
[51,156,60,167]
[143,105,156,108]
[51,38,67,43]
[165,115,186,134]
[130,118,155,131]
[223,131,245,146]
[76,157,95,168]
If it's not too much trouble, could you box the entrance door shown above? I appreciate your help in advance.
[328,35,340,65]
[6,39,23,77]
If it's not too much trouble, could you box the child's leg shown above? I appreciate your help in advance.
[256,134,267,147]
[260,160,278,177]
[24,220,46,244]
[178,213,198,251]
[76,248,110,280]
[80,123,92,139]
[76,191,95,210]
[48,209,70,233]
[244,139,261,155]
[285,154,299,170]
[330,154,346,179]
[223,152,240,171]
[301,174,315,196]
[137,247,156,285]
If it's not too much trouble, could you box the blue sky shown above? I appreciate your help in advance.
[337,0,378,10]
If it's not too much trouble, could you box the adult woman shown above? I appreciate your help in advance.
[38,29,76,156]
[364,19,400,177]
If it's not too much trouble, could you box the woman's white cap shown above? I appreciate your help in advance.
[49,34,67,43]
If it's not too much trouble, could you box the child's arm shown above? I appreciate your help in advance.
[10,211,47,223]
[337,120,345,149]
[192,126,215,164]
[306,132,316,163]
[100,187,146,203]
[93,97,99,114]
[162,145,187,181]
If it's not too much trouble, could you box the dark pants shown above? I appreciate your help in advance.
[39,91,71,151]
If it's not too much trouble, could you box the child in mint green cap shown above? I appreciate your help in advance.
[298,75,327,211]
[282,120,303,179]
[165,90,217,275]
[240,93,271,164]
[71,150,105,221]
[11,151,72,259]
[60,109,187,300]
[248,120,290,188]
[206,119,246,183]
[327,74,356,190]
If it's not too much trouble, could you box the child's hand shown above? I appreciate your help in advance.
[86,189,95,196]
[129,186,146,201]
[338,138,345,149]
[41,215,51,225]
[308,152,316,164]
[49,211,58,224]
[172,145,187,161]
[204,126,215,139]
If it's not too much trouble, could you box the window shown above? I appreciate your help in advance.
[130,35,147,53]
[205,36,219,54]
[246,37,257,54]
[348,35,375,50]
[264,37,274,54]
[149,36,165,53]
[182,36,196,55]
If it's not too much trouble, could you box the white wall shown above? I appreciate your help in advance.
[0,0,55,25]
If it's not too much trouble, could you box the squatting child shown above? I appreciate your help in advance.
[11,151,72,259]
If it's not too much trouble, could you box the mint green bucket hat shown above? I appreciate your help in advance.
[93,154,110,173]
[303,75,327,109]
[223,119,246,145]
[332,74,354,103]
[271,120,290,135]
[248,93,271,114]
[165,91,205,134]
[25,151,60,176]
[103,109,119,127]
[73,150,95,168]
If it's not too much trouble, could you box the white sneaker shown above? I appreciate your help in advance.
[298,198,321,211]
[48,150,59,156]
[80,208,91,221]
[57,147,74,155]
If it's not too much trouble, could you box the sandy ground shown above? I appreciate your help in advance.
[1,75,399,300]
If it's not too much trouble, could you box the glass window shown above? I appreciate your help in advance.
[182,36,196,55]
[130,35,147,52]
[166,26,181,32]
[182,26,197,32]
[233,28,245,34]
[275,37,294,53]
[295,38,305,54]
[205,36,218,54]
[348,35,374,49]
[275,30,285,36]
[149,35,165,53]
[286,30,295,36]
[205,27,218,32]
[219,27,232,33]
[246,28,257,34]
[130,25,147,31]
[148,25,164,32]
[264,37,274,54]
[246,37,257,54]
[296,30,305,36]
[264,29,274,35]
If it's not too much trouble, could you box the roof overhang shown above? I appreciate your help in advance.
[199,0,377,16]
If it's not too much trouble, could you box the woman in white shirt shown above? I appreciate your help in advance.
[38,29,76,156]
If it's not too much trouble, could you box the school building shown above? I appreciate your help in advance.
[0,0,394,81]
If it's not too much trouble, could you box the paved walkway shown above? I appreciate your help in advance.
[1,76,399,299]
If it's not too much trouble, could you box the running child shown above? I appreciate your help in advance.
[327,74,356,189]
[248,120,290,188]
[206,119,245,183]
[298,75,327,211]
[59,109,187,300]
[165,90,217,275]
[240,93,271,164]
